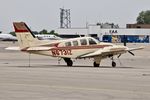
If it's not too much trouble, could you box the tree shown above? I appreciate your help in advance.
[39,29,48,34]
[39,29,58,35]
[9,31,16,36]
[49,30,58,36]
[136,10,150,24]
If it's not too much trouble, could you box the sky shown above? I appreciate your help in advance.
[0,0,150,33]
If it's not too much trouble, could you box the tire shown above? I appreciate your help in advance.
[112,61,116,67]
[64,58,73,66]
[67,60,73,66]
[93,62,99,67]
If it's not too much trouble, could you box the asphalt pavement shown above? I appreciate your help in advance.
[0,41,150,100]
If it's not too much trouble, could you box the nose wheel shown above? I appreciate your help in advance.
[111,57,116,67]
[112,61,116,67]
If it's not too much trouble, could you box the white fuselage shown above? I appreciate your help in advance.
[26,37,127,59]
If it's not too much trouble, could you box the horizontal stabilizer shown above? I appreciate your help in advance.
[26,47,53,51]
[6,46,54,51]
[5,47,20,50]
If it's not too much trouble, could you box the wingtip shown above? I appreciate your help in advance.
[139,46,145,49]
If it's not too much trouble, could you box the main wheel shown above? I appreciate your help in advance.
[112,61,116,67]
[67,60,73,66]
[64,58,73,66]
[93,62,99,67]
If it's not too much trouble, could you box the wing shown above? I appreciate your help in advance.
[79,46,144,58]
[126,46,144,51]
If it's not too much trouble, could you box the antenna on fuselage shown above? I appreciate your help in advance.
[76,32,82,37]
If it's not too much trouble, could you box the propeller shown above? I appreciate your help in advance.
[118,51,135,58]
[117,54,121,58]
[128,51,135,56]
[122,36,135,56]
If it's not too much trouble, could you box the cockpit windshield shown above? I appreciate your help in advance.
[88,38,98,45]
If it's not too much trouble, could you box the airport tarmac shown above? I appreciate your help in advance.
[0,41,150,100]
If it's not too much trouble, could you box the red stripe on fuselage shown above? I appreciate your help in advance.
[20,44,112,52]
[51,45,112,50]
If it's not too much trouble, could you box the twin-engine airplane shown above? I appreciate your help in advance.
[7,22,144,67]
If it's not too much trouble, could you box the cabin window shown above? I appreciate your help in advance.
[80,39,87,45]
[73,40,78,46]
[65,42,72,47]
[89,38,97,45]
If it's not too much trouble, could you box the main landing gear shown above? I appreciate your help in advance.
[93,56,117,68]
[93,57,101,67]
[111,57,116,67]
[64,58,73,66]
[93,62,100,67]
[93,61,116,67]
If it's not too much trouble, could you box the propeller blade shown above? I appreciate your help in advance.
[117,54,121,58]
[128,51,135,56]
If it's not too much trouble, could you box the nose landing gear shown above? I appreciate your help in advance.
[111,57,116,67]
[112,61,116,67]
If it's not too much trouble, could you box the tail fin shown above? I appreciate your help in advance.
[13,22,38,50]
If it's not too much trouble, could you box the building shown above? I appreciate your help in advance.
[56,24,150,43]
[127,24,150,29]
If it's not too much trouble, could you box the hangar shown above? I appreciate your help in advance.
[56,24,150,43]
